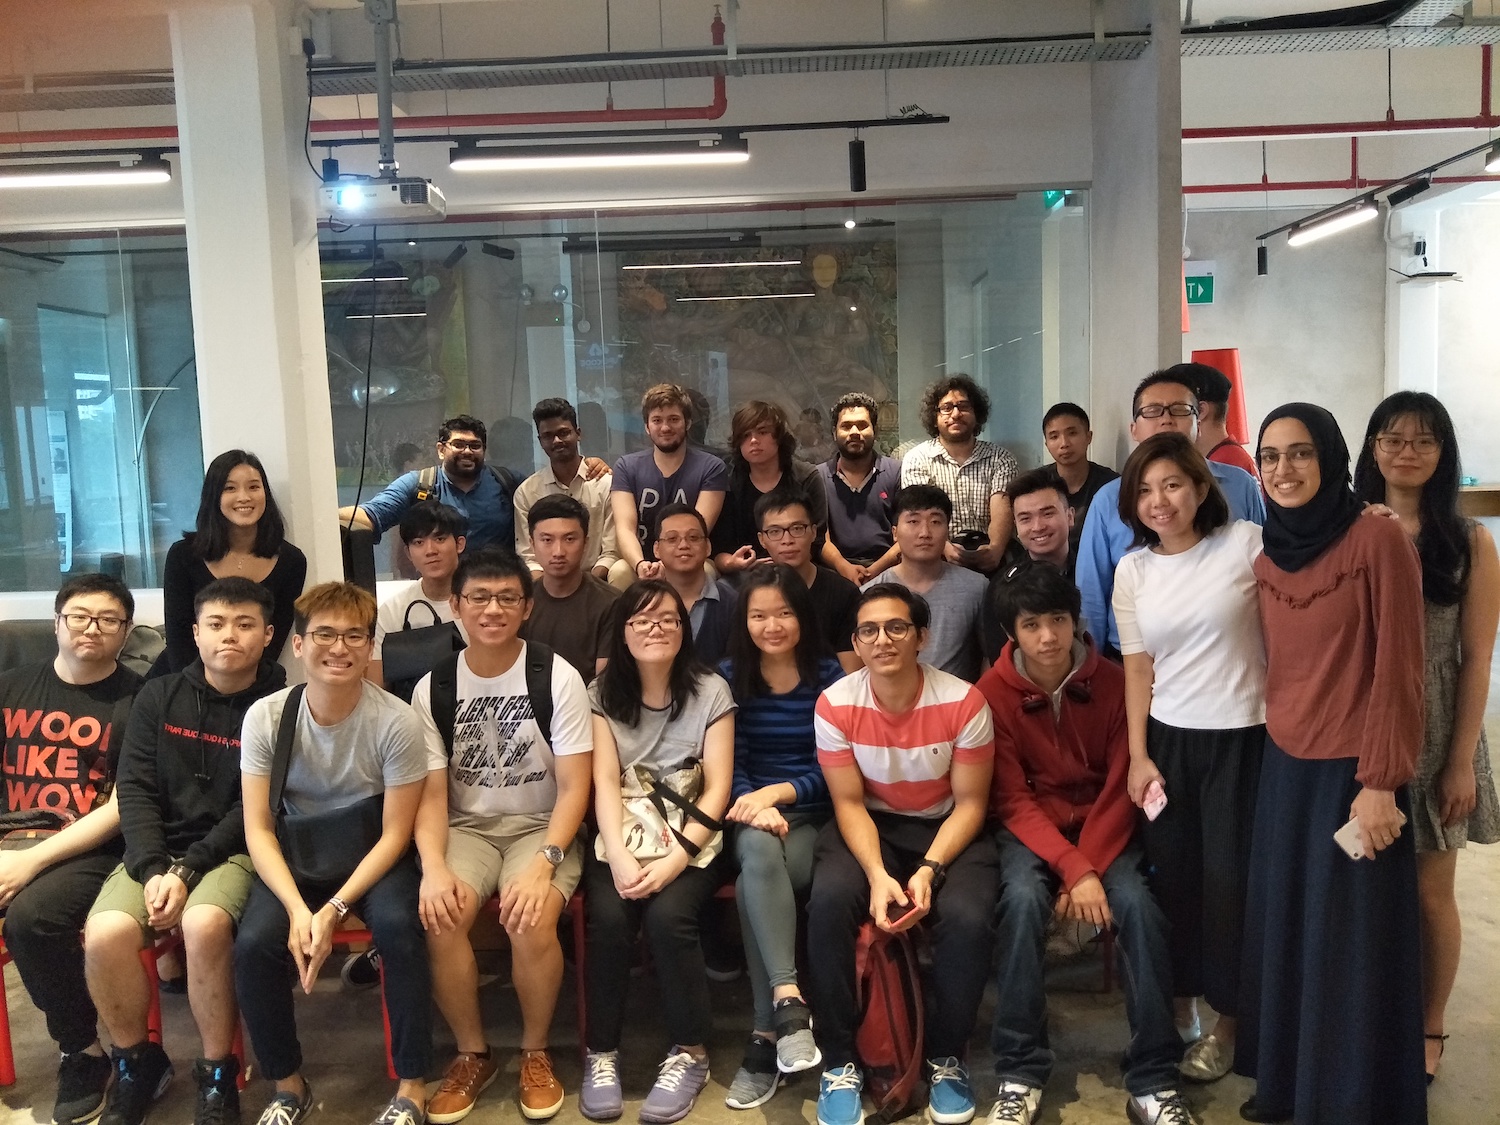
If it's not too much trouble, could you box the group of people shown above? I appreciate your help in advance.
[0,366,1493,1125]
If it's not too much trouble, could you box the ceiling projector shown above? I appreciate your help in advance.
[318,177,447,224]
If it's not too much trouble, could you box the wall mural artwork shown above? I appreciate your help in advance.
[609,242,899,456]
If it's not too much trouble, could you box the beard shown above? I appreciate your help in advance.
[444,453,483,481]
[653,434,684,454]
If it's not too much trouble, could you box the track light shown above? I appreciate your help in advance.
[1286,199,1378,247]
[848,138,867,193]
[1486,141,1500,173]
[0,155,171,189]
[481,242,516,260]
[1256,244,1268,276]
[1385,176,1431,208]
[450,136,749,172]
[442,244,468,268]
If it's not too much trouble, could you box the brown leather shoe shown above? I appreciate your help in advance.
[427,1052,499,1124]
[519,1049,565,1121]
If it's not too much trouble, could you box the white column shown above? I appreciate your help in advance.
[169,0,342,583]
[1088,0,1183,466]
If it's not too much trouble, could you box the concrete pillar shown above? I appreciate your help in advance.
[169,0,342,583]
[1089,0,1183,466]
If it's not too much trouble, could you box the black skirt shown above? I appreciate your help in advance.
[1235,736,1426,1125]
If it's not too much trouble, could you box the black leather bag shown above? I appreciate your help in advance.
[381,600,464,703]
[270,685,386,886]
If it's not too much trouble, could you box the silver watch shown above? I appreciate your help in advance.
[539,844,566,868]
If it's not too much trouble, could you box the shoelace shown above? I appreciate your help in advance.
[261,1093,308,1125]
[822,1064,862,1093]
[440,1056,486,1092]
[988,1092,1029,1124]
[1151,1091,1194,1125]
[587,1053,619,1086]
[653,1051,698,1092]
[928,1058,967,1085]
[196,1087,232,1125]
[376,1100,421,1125]
[521,1053,556,1089]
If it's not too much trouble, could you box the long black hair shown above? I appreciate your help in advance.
[594,580,705,726]
[1352,391,1469,605]
[190,450,287,562]
[725,564,828,699]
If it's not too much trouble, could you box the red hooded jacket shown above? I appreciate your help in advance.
[975,640,1136,891]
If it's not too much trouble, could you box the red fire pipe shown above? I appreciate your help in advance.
[0,13,727,147]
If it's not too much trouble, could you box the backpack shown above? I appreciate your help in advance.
[854,922,925,1124]
[416,462,518,503]
[426,642,555,753]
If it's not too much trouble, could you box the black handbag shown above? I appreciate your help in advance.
[269,685,387,887]
[381,599,464,703]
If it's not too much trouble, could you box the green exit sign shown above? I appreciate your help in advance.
[1184,260,1216,305]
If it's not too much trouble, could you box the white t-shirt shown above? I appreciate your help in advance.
[373,581,463,660]
[1112,520,1267,730]
[411,643,592,826]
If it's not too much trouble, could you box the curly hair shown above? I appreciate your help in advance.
[919,375,990,438]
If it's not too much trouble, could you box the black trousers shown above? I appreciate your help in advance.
[583,852,719,1053]
[1139,718,1262,1017]
[806,813,999,1069]
[234,852,431,1081]
[2,848,119,1054]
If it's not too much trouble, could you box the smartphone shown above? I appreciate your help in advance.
[1334,815,1366,860]
[1143,780,1168,822]
[885,897,919,925]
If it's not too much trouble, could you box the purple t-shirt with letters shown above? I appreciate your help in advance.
[611,446,729,553]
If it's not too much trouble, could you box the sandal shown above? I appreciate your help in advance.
[1425,1033,1448,1086]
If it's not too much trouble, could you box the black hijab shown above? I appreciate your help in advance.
[1257,402,1364,573]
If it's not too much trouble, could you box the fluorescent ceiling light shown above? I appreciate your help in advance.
[675,292,815,302]
[1286,200,1379,247]
[0,157,171,189]
[451,137,749,172]
[622,259,801,271]
[321,275,409,284]
[345,311,428,319]
[1487,141,1500,174]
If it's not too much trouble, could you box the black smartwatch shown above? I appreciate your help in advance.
[166,863,201,892]
[916,858,947,891]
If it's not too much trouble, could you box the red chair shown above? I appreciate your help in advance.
[329,926,396,1080]
[0,940,16,1086]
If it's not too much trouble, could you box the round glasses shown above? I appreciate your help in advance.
[1257,446,1318,471]
[854,619,915,644]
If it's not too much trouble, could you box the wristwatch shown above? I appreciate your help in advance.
[166,864,201,892]
[916,858,948,891]
[539,844,566,868]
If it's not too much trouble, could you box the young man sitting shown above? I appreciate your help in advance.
[975,565,1192,1125]
[412,550,594,1122]
[369,501,468,693]
[0,574,142,1125]
[521,495,620,684]
[652,503,737,666]
[237,583,430,1125]
[84,578,285,1125]
[809,585,998,1125]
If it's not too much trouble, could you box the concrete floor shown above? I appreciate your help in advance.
[3,744,1496,1125]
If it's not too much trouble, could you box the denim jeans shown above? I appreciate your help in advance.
[990,830,1182,1096]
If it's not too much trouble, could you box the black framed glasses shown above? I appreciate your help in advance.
[305,628,372,648]
[1133,403,1198,420]
[58,612,127,635]
[854,619,916,643]
[460,591,526,609]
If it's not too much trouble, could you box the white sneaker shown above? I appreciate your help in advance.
[1175,1013,1201,1044]
[985,1083,1041,1125]
[1127,1089,1199,1125]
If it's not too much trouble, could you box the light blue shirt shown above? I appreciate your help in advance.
[358,465,514,554]
[1076,461,1265,651]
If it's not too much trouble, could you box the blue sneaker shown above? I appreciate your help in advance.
[816,1064,864,1125]
[926,1057,975,1124]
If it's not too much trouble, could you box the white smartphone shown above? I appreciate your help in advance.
[1334,815,1366,860]
[1143,779,1168,822]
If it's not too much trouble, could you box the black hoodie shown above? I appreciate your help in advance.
[116,658,286,884]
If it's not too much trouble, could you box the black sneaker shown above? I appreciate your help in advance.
[193,1056,241,1125]
[54,1049,113,1125]
[340,947,381,990]
[101,1042,174,1125]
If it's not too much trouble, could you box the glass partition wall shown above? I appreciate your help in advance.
[324,192,1091,576]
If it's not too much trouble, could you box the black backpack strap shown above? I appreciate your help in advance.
[268,685,307,816]
[487,463,519,499]
[429,653,462,758]
[524,641,554,747]
[416,465,437,502]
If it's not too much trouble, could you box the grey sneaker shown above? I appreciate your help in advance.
[369,1095,424,1125]
[251,1083,314,1125]
[725,1036,779,1111]
[638,1050,710,1124]
[1179,1033,1232,1083]
[985,1084,1041,1125]
[579,1052,623,1121]
[771,997,821,1075]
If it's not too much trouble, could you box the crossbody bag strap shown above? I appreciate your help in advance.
[647,781,723,858]
[268,684,307,818]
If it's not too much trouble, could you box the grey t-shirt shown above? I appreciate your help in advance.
[241,681,428,815]
[864,564,988,683]
[587,670,736,776]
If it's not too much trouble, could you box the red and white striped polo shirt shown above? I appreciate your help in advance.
[815,665,994,818]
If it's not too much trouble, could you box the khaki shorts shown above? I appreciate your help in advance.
[88,855,255,931]
[445,816,583,904]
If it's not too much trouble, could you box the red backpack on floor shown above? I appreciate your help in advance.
[854,922,925,1123]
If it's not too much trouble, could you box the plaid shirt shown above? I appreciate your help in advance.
[900,438,1019,537]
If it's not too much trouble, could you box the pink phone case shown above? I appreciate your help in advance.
[1143,780,1168,822]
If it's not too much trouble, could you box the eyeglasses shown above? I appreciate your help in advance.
[936,401,973,416]
[627,616,682,635]
[444,439,485,452]
[460,591,526,609]
[1257,446,1318,471]
[59,612,127,635]
[760,522,812,541]
[305,628,372,648]
[1133,403,1198,420]
[854,619,916,644]
[657,533,706,547]
[1374,434,1441,456]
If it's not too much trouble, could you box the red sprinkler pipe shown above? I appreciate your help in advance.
[0,13,728,147]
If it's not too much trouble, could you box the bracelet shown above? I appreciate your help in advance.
[166,863,200,891]
[326,895,351,920]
